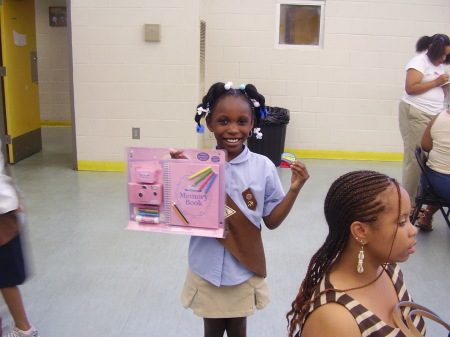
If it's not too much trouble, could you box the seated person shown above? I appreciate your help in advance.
[416,109,450,231]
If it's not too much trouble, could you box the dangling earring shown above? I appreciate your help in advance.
[209,131,213,139]
[357,244,365,274]
[248,130,253,137]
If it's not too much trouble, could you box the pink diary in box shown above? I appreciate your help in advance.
[126,147,226,238]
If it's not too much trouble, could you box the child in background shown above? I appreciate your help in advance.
[0,141,40,337]
[287,170,422,337]
[179,81,309,337]
[399,34,450,207]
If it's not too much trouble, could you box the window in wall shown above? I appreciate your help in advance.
[277,1,325,48]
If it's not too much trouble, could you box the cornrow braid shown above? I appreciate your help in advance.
[194,82,266,132]
[287,170,401,337]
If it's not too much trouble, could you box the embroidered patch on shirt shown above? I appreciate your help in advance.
[224,205,236,219]
[242,187,257,211]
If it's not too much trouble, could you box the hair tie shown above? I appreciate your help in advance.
[254,127,263,139]
[197,102,211,116]
[251,99,260,108]
[196,102,209,133]
[196,124,205,134]
[197,106,209,115]
[224,82,233,90]
[239,84,246,90]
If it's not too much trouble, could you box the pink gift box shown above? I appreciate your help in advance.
[126,147,226,238]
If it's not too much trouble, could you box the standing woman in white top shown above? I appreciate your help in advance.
[399,34,450,208]
[416,110,450,231]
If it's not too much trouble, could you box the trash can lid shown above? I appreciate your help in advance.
[259,106,290,126]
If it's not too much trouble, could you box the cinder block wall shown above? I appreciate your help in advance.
[36,0,71,122]
[69,0,450,166]
[71,1,201,164]
[203,0,450,155]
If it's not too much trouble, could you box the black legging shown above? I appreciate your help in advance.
[203,317,247,337]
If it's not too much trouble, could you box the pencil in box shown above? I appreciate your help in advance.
[204,173,217,194]
[198,171,215,190]
[172,203,189,225]
[189,166,212,180]
[193,168,213,185]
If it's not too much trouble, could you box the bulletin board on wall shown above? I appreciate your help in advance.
[49,6,67,27]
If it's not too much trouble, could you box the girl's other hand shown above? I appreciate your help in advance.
[170,149,188,159]
[289,161,309,193]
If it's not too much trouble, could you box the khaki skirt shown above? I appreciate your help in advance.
[181,268,270,318]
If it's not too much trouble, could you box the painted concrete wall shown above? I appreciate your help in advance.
[36,0,71,122]
[69,0,450,165]
[203,0,450,155]
[71,1,201,164]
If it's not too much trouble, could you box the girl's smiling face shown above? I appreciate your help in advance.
[206,95,254,162]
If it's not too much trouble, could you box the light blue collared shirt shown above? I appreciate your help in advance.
[188,146,285,287]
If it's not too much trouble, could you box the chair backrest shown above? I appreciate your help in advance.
[414,146,436,195]
[415,146,433,188]
[415,146,427,176]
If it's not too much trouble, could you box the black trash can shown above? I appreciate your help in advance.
[247,106,290,167]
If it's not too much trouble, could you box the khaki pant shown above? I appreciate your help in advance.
[181,269,270,318]
[398,101,433,206]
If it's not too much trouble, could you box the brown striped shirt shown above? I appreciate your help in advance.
[300,264,426,337]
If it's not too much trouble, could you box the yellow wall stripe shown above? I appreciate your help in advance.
[77,150,402,172]
[78,161,126,172]
[286,149,403,162]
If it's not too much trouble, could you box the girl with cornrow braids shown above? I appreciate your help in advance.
[178,82,309,337]
[287,170,422,337]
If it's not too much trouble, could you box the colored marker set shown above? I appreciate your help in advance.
[189,166,217,194]
[126,147,226,238]
[134,205,159,224]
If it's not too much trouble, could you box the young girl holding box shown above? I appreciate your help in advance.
[178,81,309,337]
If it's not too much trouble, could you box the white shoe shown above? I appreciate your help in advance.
[5,326,39,337]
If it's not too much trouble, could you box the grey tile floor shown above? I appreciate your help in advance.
[1,127,449,337]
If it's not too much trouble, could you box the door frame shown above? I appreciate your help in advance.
[66,0,78,169]
[0,11,7,162]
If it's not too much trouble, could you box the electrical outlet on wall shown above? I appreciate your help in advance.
[132,127,140,139]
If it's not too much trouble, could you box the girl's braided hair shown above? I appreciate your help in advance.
[416,34,450,65]
[286,170,401,337]
[194,82,266,132]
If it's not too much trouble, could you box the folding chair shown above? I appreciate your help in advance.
[410,146,450,229]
